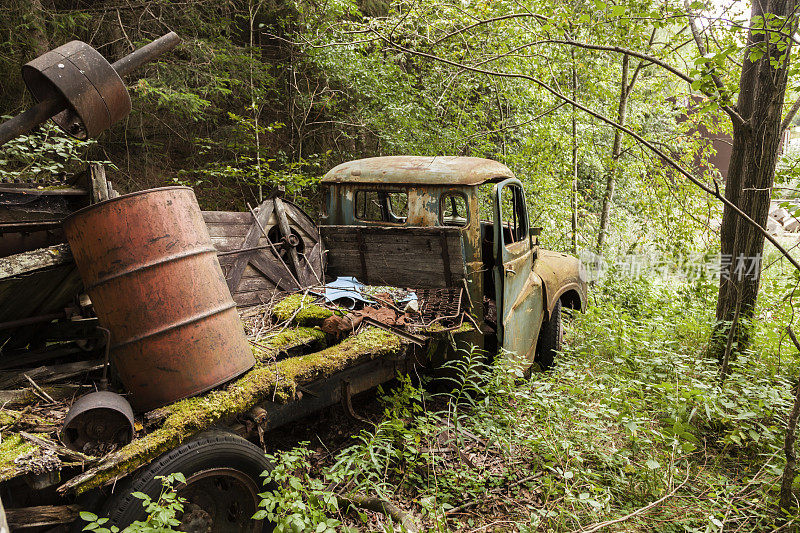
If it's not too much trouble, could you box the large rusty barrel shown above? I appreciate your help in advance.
[63,187,254,411]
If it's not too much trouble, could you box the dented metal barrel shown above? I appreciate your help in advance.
[63,187,254,411]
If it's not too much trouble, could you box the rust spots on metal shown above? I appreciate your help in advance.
[63,187,255,411]
[22,41,130,140]
[321,156,515,186]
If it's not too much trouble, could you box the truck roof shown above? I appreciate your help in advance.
[321,156,515,186]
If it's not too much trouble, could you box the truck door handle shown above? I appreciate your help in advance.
[506,267,516,275]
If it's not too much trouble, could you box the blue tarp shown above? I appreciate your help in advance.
[313,276,416,310]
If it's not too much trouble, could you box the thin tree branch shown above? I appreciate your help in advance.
[456,102,567,144]
[438,36,745,127]
[431,12,548,45]
[371,31,800,272]
[579,470,690,532]
[781,96,800,132]
[542,38,744,126]
[684,0,729,97]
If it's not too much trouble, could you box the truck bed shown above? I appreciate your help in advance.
[0,293,471,498]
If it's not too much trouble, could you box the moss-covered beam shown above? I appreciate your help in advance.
[250,326,327,361]
[272,294,339,326]
[0,434,37,482]
[59,326,404,495]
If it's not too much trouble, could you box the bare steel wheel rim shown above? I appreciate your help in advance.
[175,467,262,533]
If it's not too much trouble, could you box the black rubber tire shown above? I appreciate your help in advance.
[535,300,563,370]
[101,430,274,532]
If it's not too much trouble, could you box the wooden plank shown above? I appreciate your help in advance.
[319,242,463,264]
[321,225,465,288]
[225,201,275,292]
[0,359,102,389]
[286,206,318,238]
[0,186,87,196]
[202,211,253,225]
[299,241,323,285]
[320,225,463,238]
[0,244,72,278]
[325,253,464,272]
[90,163,109,202]
[231,290,276,307]
[205,224,253,238]
[232,277,272,292]
[325,260,464,286]
[0,264,76,324]
[322,233,463,247]
[6,504,81,528]
[250,253,300,292]
[0,385,88,406]
[31,267,81,316]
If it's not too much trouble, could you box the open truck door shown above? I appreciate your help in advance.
[492,178,545,372]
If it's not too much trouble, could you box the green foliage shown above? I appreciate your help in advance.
[251,259,800,531]
[0,121,108,182]
[81,473,186,533]
[255,447,349,533]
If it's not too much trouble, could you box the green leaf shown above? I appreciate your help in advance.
[80,512,98,522]
[646,459,660,470]
[610,5,626,16]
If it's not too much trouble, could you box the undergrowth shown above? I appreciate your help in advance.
[85,257,800,531]
[257,264,800,531]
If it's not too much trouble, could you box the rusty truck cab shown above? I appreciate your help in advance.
[319,156,587,368]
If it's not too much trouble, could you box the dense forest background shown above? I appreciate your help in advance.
[0,0,738,256]
[8,0,800,530]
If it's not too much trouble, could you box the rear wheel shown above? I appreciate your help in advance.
[101,430,273,533]
[535,300,563,370]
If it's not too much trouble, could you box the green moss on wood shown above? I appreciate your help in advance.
[251,327,327,362]
[0,434,35,482]
[60,327,404,495]
[272,294,337,326]
[271,327,327,351]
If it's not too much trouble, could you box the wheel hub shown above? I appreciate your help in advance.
[175,467,261,533]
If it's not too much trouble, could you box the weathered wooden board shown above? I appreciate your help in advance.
[0,245,82,350]
[203,199,323,307]
[320,225,466,288]
[6,504,81,528]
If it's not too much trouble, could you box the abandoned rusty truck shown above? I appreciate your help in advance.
[0,31,587,531]
[0,155,587,531]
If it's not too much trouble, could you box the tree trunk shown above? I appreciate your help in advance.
[597,54,631,251]
[778,327,800,522]
[572,48,579,253]
[712,0,799,359]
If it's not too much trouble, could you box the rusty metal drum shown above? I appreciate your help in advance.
[63,187,254,411]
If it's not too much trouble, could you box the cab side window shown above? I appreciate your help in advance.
[354,190,408,223]
[440,193,468,227]
[500,184,527,246]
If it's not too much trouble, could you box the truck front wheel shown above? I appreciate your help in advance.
[535,300,563,370]
[100,430,273,533]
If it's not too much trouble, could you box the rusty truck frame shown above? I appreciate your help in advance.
[0,156,586,532]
